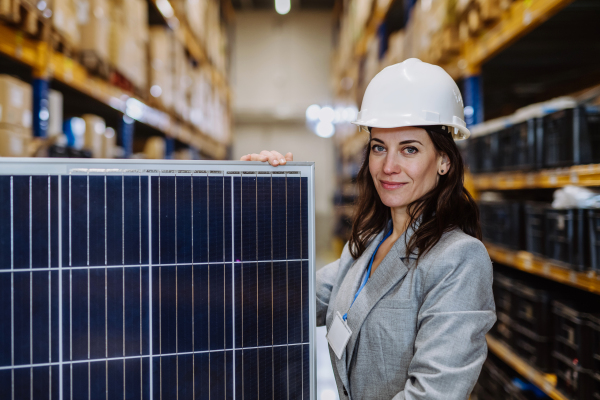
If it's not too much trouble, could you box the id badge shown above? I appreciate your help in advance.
[326,311,352,360]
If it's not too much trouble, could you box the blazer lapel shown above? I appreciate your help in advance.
[344,223,418,365]
[329,230,385,392]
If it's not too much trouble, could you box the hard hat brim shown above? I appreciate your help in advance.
[351,119,471,140]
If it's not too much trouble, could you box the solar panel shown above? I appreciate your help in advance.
[0,159,315,400]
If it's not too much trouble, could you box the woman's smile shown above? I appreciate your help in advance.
[379,180,408,190]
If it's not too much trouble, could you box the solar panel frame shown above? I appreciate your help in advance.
[0,158,316,400]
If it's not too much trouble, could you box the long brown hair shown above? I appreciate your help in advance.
[348,126,481,261]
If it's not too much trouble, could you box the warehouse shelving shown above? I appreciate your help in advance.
[485,242,600,295]
[472,164,600,190]
[0,4,230,159]
[451,0,576,76]
[148,0,231,97]
[486,335,567,400]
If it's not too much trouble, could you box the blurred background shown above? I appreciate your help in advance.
[1,0,600,398]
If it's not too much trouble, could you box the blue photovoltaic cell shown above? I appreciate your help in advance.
[1,165,312,400]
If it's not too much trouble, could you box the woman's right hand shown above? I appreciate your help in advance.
[240,151,293,167]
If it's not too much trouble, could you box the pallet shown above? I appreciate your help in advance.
[0,0,51,39]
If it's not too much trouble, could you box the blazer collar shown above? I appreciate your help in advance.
[332,220,419,389]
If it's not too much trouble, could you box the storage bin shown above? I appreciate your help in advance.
[542,106,600,168]
[553,301,596,371]
[498,120,538,171]
[512,322,553,371]
[493,272,515,316]
[480,131,500,173]
[512,282,553,338]
[480,201,523,250]
[545,208,587,270]
[588,209,600,272]
[524,202,547,257]
[553,351,594,400]
[586,314,600,374]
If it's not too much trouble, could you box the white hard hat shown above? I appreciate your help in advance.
[352,58,470,140]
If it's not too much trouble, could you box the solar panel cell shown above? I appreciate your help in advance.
[88,176,105,266]
[12,176,30,269]
[106,176,123,266]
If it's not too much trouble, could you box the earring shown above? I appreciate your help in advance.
[440,170,444,174]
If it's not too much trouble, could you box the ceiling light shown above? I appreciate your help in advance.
[306,104,321,121]
[315,121,335,138]
[318,106,335,123]
[275,0,290,15]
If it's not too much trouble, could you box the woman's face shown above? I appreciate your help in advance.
[369,126,448,209]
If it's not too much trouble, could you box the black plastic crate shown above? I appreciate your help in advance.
[466,135,483,174]
[512,282,553,338]
[498,120,539,171]
[480,131,500,173]
[553,301,597,371]
[542,106,600,168]
[473,358,529,400]
[493,272,515,316]
[554,351,594,400]
[587,314,600,374]
[480,200,523,250]
[512,322,553,371]
[591,372,600,400]
[545,208,587,270]
[524,202,547,257]
[589,210,600,272]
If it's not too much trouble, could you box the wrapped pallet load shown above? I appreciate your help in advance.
[0,75,32,157]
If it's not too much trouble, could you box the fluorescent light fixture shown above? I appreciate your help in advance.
[275,0,290,15]
[315,121,335,138]
[318,106,335,123]
[306,104,321,121]
[344,106,358,122]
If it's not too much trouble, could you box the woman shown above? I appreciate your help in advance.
[241,58,496,399]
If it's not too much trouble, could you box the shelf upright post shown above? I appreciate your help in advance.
[120,116,135,158]
[462,73,484,127]
[32,41,51,138]
[165,137,175,159]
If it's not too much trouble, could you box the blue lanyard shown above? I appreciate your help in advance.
[343,229,393,321]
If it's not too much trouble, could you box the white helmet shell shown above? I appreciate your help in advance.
[352,58,470,140]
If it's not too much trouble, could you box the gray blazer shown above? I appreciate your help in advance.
[316,223,496,399]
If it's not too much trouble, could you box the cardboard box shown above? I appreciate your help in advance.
[53,0,80,45]
[78,0,111,59]
[149,27,175,109]
[48,90,64,137]
[82,114,106,157]
[0,125,31,157]
[0,75,32,129]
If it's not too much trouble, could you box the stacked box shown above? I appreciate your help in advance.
[48,90,64,138]
[0,75,32,157]
[53,0,81,46]
[149,27,175,109]
[77,0,111,60]
[172,40,190,121]
[108,0,148,91]
[82,114,106,157]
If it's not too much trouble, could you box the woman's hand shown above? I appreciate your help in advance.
[240,151,293,167]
